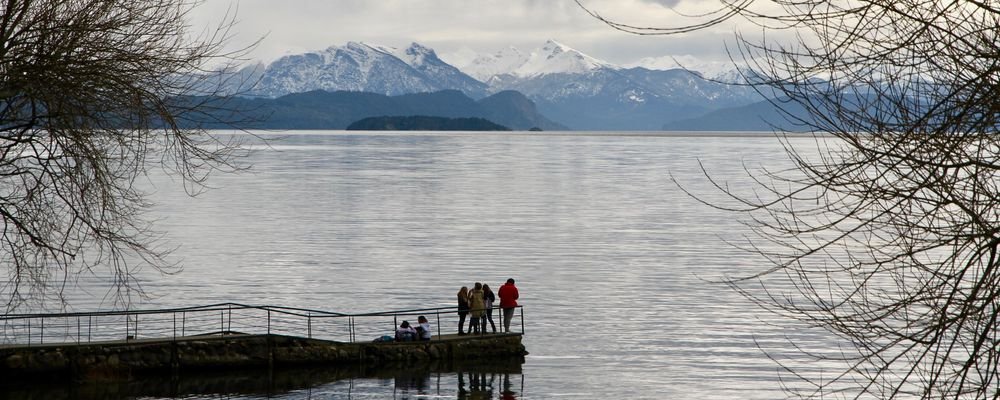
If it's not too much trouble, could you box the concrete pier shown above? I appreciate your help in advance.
[0,332,527,382]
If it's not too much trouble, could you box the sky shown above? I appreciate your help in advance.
[186,0,770,67]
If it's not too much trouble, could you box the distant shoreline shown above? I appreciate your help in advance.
[206,129,832,138]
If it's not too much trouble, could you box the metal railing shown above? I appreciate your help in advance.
[0,303,524,346]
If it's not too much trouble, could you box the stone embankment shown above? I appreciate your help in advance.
[0,333,526,382]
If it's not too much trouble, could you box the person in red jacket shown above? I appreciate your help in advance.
[497,278,519,333]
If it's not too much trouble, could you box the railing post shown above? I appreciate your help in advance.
[27,318,31,346]
[220,310,224,336]
[39,317,44,344]
[308,313,312,339]
[436,312,441,339]
[267,309,271,335]
[77,316,81,344]
[227,304,232,333]
[520,307,525,334]
[173,313,177,341]
[88,315,92,343]
[182,312,186,337]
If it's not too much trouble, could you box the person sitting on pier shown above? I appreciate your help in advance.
[395,320,418,342]
[416,315,432,341]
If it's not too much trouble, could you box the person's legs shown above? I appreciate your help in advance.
[471,316,480,334]
[486,308,496,333]
[458,312,467,334]
[502,307,515,332]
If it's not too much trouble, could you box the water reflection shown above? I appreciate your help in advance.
[60,132,805,398]
[454,371,521,400]
[0,358,524,400]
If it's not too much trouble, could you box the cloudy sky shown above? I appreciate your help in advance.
[187,0,769,67]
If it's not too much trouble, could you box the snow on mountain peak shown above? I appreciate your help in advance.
[249,41,486,98]
[393,42,438,67]
[406,42,434,54]
[460,46,529,81]
[460,40,612,82]
[540,40,571,57]
[624,55,743,82]
[342,41,378,54]
[514,40,611,78]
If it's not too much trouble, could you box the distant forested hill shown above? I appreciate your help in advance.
[172,89,566,131]
[346,116,511,131]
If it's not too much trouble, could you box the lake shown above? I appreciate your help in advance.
[54,131,837,399]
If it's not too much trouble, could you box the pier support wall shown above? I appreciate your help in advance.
[0,333,526,381]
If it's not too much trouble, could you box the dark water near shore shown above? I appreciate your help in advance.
[46,131,839,399]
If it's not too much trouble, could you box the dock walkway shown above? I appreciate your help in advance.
[0,303,526,381]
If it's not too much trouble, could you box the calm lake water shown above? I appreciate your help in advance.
[53,131,839,399]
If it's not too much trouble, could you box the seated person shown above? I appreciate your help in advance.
[395,320,417,342]
[416,315,432,341]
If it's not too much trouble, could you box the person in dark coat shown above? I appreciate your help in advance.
[457,286,471,335]
[482,283,497,333]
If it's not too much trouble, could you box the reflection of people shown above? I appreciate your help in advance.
[394,370,432,395]
[498,278,519,333]
[469,282,485,335]
[482,284,497,333]
[467,370,493,399]
[457,286,471,335]
[500,373,518,400]
[395,321,417,342]
[457,370,515,400]
[417,315,432,341]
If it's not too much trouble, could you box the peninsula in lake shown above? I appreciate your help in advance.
[346,116,512,131]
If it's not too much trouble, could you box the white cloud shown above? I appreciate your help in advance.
[187,0,780,65]
[638,0,683,7]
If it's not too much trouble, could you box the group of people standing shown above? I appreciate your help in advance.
[457,278,519,335]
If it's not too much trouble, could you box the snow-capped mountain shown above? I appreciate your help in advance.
[460,40,611,81]
[625,55,744,82]
[462,46,528,82]
[454,40,762,129]
[245,42,487,98]
[224,40,765,130]
[515,40,611,77]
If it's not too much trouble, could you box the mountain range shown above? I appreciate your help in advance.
[226,40,771,131]
[177,89,566,131]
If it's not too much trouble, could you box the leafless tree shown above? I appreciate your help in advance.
[579,0,1000,398]
[0,0,254,311]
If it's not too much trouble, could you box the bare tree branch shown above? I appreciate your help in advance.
[580,0,1000,397]
[0,0,256,312]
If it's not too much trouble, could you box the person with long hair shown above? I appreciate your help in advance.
[457,286,470,335]
[482,283,497,333]
[416,315,432,341]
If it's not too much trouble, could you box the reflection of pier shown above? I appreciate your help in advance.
[0,303,526,383]
[0,359,525,400]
